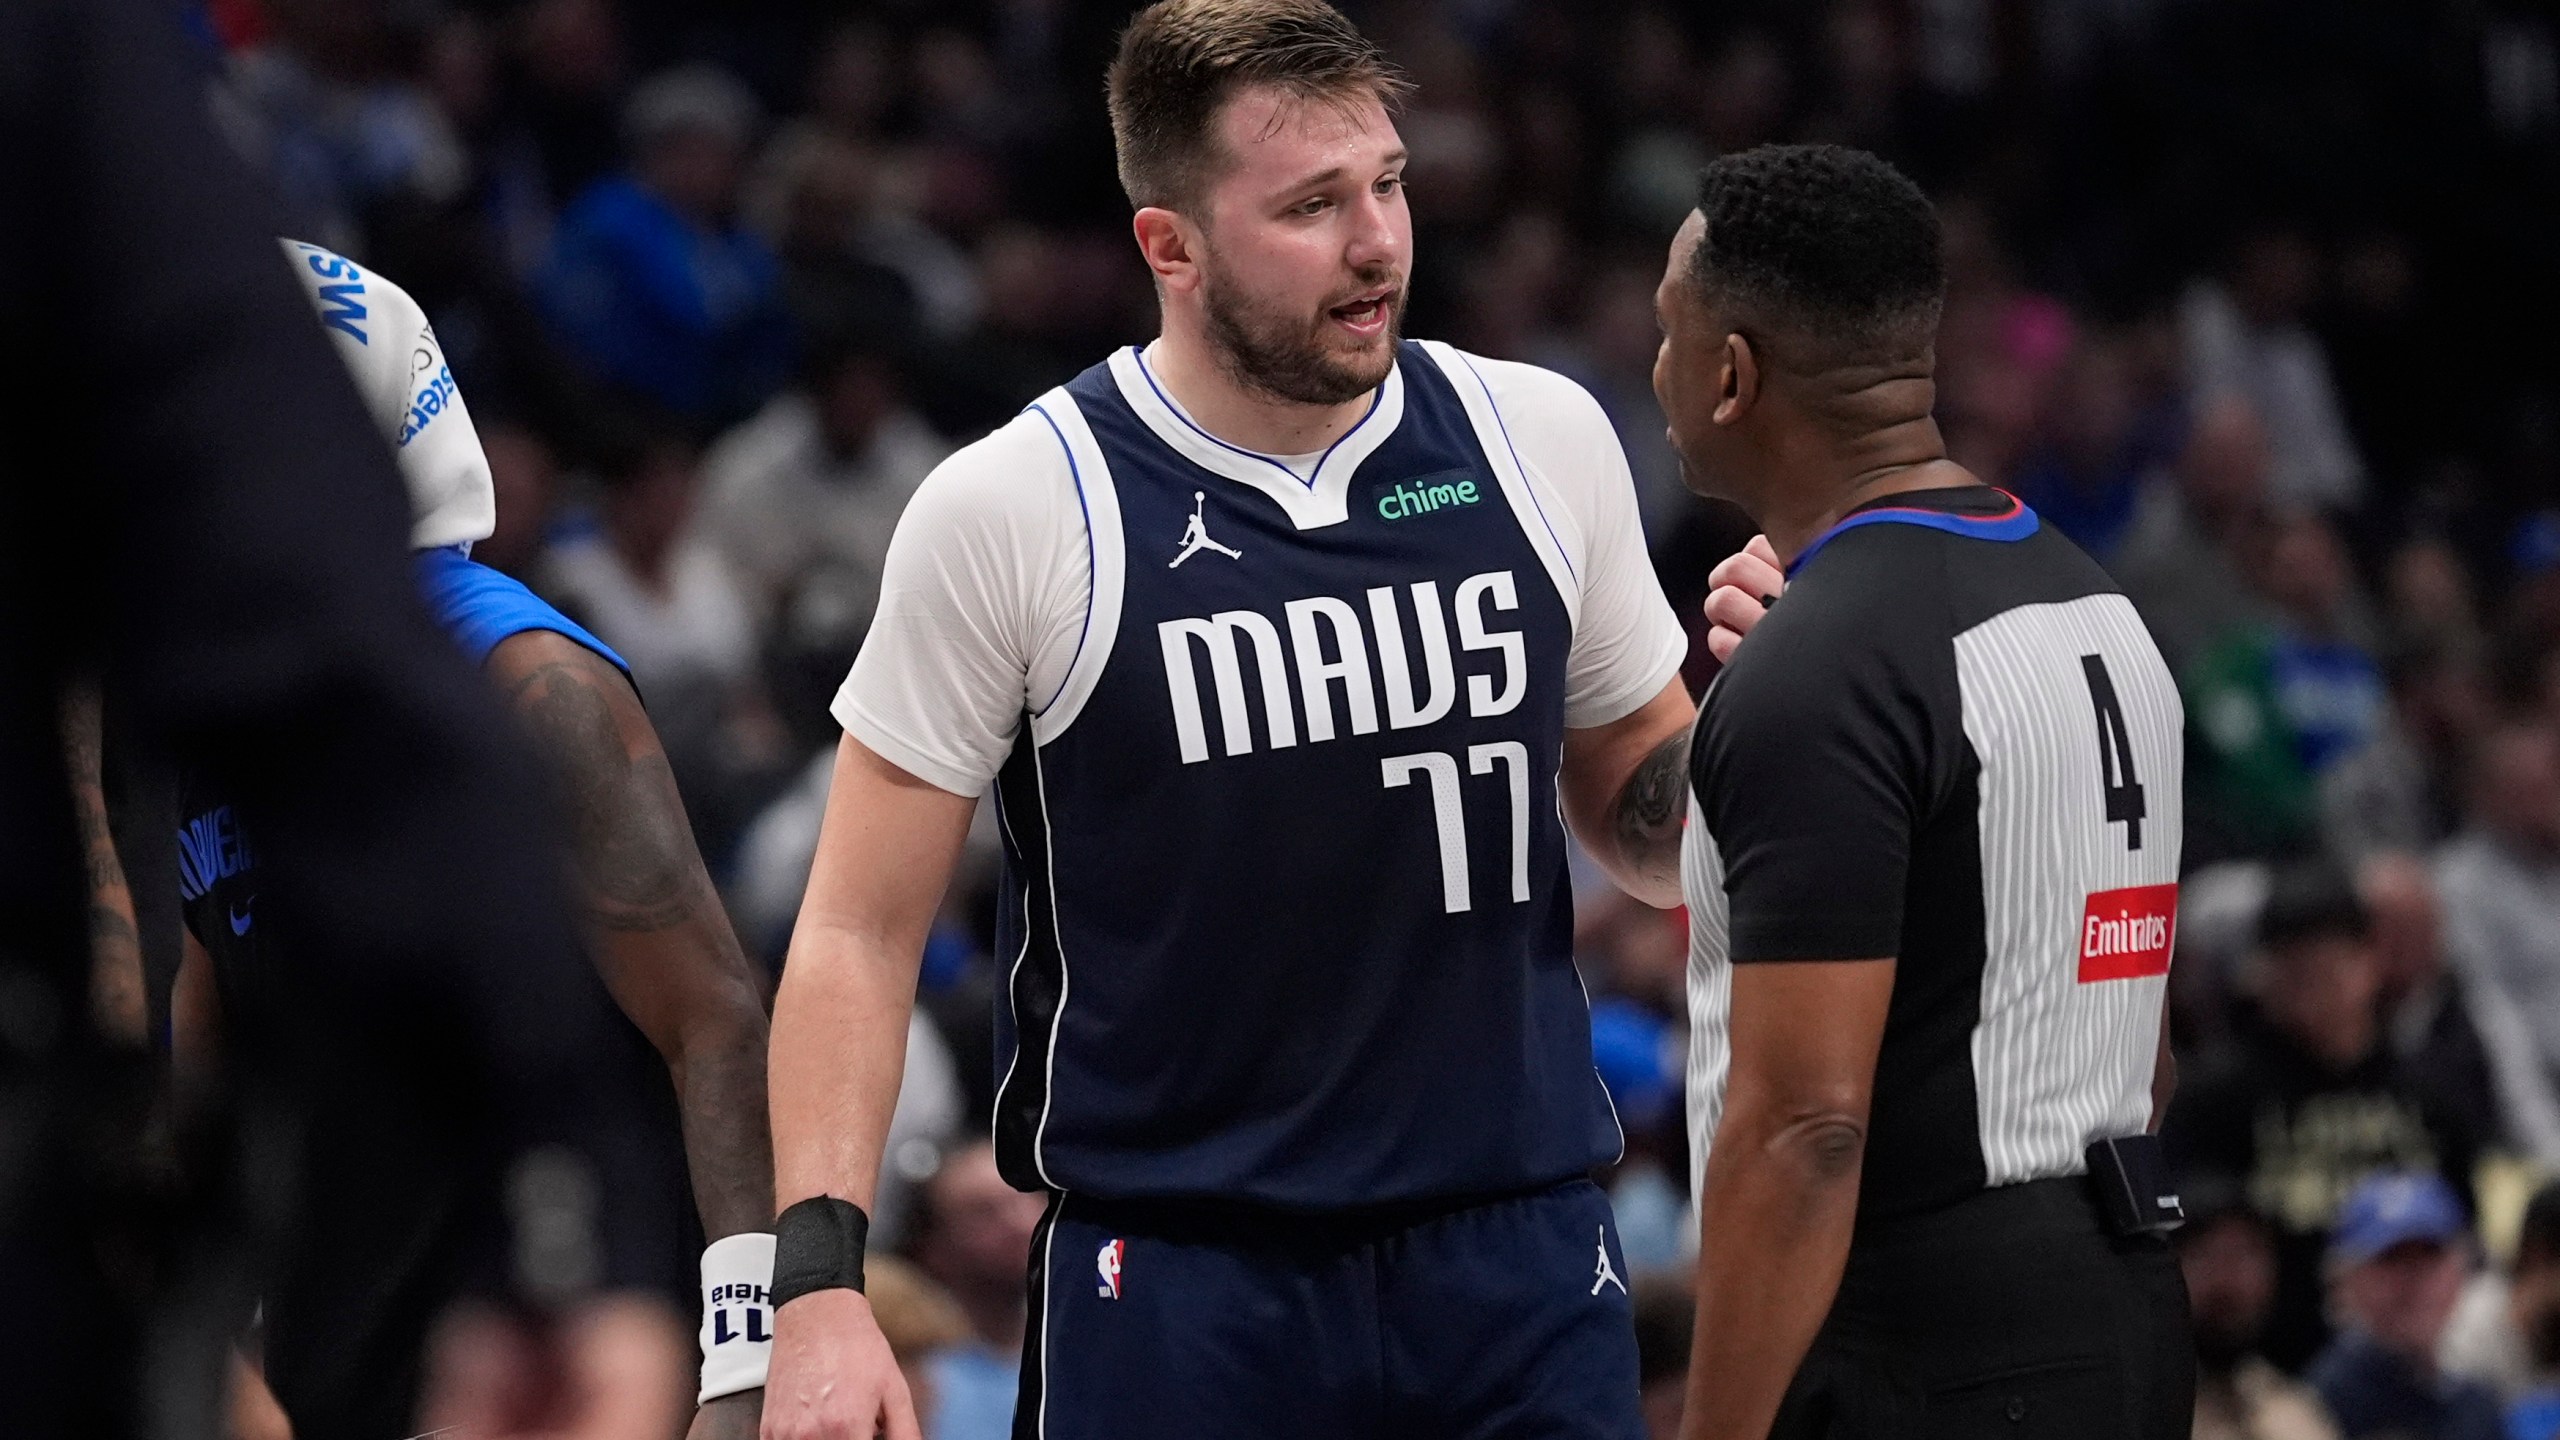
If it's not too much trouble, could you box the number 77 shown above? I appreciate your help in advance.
[1381,742,1532,914]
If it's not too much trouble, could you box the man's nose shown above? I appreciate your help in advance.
[1344,190,1403,272]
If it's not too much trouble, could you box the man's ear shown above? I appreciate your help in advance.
[1133,206,1204,296]
[1713,332,1761,427]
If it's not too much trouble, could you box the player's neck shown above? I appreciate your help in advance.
[1761,419,1971,566]
[1142,331,1378,458]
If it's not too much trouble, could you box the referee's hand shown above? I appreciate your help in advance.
[1703,535,1784,664]
[762,1289,921,1440]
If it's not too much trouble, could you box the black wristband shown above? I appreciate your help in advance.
[771,1196,870,1309]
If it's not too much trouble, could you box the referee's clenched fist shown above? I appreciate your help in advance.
[1654,144,2193,1440]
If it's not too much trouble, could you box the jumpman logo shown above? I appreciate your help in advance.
[1591,1227,1626,1296]
[1168,491,1243,568]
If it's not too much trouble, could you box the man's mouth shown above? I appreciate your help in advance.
[1327,285,1396,338]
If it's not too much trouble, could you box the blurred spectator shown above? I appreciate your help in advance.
[2306,1173,2502,1440]
[2322,641,2490,865]
[2009,335,2152,561]
[750,131,927,352]
[541,428,757,702]
[2116,395,2276,675]
[2508,514,2560,660]
[1632,1270,1695,1440]
[2384,537,2486,660]
[2166,859,2477,1370]
[694,325,947,635]
[2437,724,2560,1170]
[538,65,791,428]
[2168,860,2277,1050]
[911,1139,1047,1440]
[505,0,629,218]
[2180,1177,2341,1440]
[2184,508,2385,858]
[2441,1180,2560,1405]
[862,1253,974,1429]
[220,0,469,252]
[472,420,561,580]
[1538,257,1688,536]
[2182,227,2367,509]
[1932,196,2075,488]
[2360,855,2502,1156]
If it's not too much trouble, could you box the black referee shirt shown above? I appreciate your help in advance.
[1683,486,2185,1222]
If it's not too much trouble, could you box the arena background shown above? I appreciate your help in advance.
[192,0,2560,1434]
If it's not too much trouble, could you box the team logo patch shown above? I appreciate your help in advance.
[1169,491,1242,568]
[1590,1226,1625,1296]
[2078,884,2177,982]
[1097,1238,1124,1299]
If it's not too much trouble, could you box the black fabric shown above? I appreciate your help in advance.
[772,1196,871,1306]
[1770,1179,2195,1440]
[0,0,659,1428]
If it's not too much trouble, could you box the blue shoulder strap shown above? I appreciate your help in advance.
[412,547,631,679]
[1786,490,2041,578]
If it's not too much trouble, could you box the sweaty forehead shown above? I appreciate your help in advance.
[1210,85,1398,194]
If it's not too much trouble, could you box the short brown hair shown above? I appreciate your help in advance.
[1106,0,1410,213]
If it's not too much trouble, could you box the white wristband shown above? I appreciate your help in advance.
[699,1232,777,1404]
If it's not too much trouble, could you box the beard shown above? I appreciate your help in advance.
[1200,257,1405,408]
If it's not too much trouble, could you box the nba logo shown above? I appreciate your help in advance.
[1097,1239,1124,1299]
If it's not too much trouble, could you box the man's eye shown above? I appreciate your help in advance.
[1374,174,1402,197]
[1296,198,1330,216]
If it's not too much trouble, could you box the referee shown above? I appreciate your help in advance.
[1656,146,2193,1440]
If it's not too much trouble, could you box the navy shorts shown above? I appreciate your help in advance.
[1012,1179,1643,1440]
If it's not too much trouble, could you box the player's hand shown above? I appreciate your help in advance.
[1703,535,1784,664]
[762,1289,921,1440]
[691,1390,763,1440]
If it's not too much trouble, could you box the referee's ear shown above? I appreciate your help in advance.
[1713,331,1761,427]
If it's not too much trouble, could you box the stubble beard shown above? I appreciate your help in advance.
[1200,259,1405,409]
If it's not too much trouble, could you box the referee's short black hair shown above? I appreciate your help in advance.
[1686,144,1944,367]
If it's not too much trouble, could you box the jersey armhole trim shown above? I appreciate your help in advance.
[1413,341,1583,629]
[1027,392,1124,746]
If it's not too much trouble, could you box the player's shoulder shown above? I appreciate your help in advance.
[893,403,1087,549]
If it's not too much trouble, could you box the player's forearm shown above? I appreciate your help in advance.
[665,988,776,1239]
[1680,1103,1865,1440]
[61,683,145,1044]
[769,920,920,1214]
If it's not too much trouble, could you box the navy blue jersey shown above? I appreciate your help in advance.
[989,341,1621,1210]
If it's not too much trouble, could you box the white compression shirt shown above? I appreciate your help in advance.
[832,344,1690,798]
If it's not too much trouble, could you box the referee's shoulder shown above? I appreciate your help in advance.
[1714,529,1952,693]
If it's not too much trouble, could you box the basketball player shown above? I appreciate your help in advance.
[1659,146,2191,1440]
[168,241,777,1440]
[761,2,1695,1437]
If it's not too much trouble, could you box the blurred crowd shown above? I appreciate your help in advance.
[202,0,2560,1435]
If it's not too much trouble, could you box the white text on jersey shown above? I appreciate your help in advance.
[1158,570,1526,763]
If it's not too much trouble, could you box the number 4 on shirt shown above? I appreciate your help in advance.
[2080,653,2145,850]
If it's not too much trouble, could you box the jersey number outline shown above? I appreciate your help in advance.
[1382,742,1531,913]
[2079,653,2146,850]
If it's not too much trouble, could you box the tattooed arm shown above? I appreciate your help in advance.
[1560,677,1697,908]
[62,683,146,1045]
[485,630,774,1241]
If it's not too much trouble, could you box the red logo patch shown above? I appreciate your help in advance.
[2078,884,2178,982]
